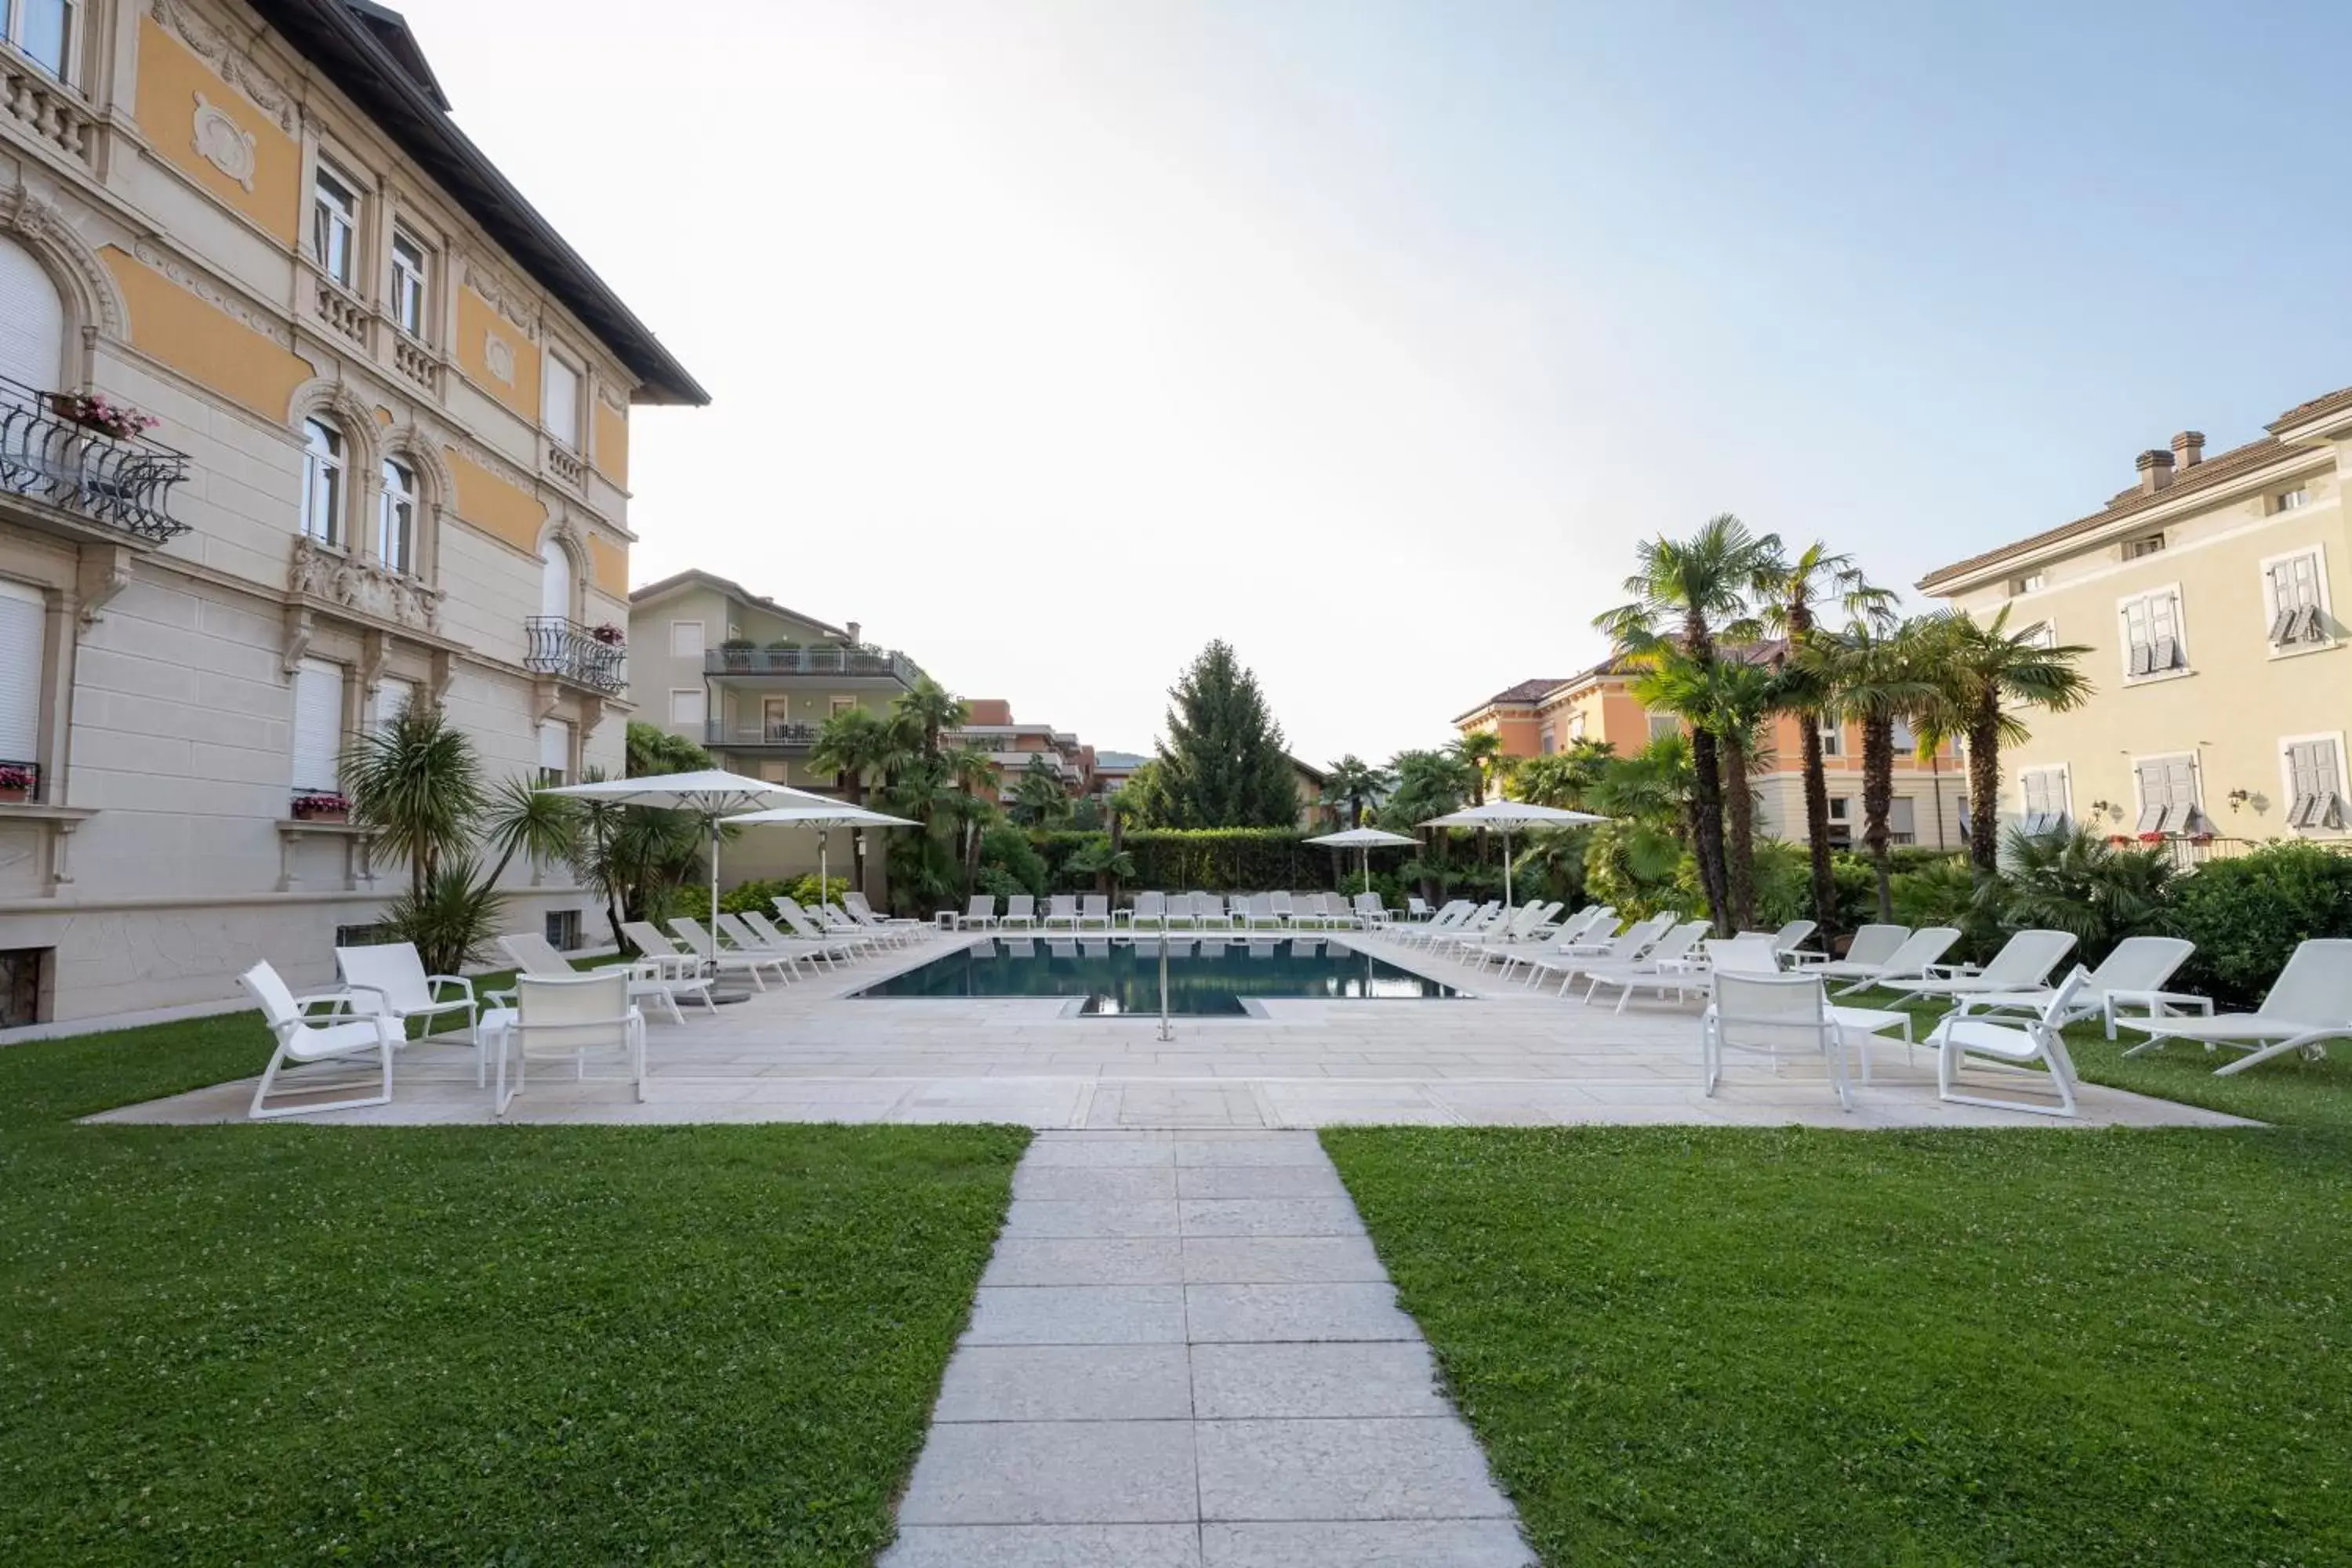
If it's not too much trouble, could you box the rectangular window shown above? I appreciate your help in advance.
[1817,719,1844,757]
[543,353,581,448]
[10,0,75,80]
[1566,712,1587,742]
[1887,797,1918,844]
[370,676,414,734]
[829,696,858,717]
[1889,717,1917,754]
[390,230,428,338]
[377,458,416,574]
[1824,797,1853,844]
[668,688,705,727]
[2264,550,2328,649]
[290,658,345,793]
[544,909,583,951]
[2285,738,2347,833]
[1537,727,1555,755]
[2120,588,2187,678]
[312,165,358,288]
[669,620,705,659]
[537,718,573,787]
[1646,712,1679,742]
[2023,619,2058,651]
[0,947,46,1029]
[2133,756,2207,837]
[2007,571,2047,597]
[2275,488,2309,513]
[2020,767,2069,835]
[2121,532,2166,561]
[0,579,44,786]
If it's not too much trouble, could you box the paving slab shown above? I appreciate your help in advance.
[1180,1236,1390,1284]
[1179,1198,1367,1236]
[1176,1164,1348,1199]
[1201,1520,1535,1566]
[984,1238,1185,1287]
[885,1523,1203,1567]
[936,1345,1192,1422]
[964,1285,1188,1345]
[1003,1200,1184,1239]
[1194,1417,1515,1522]
[1184,1283,1420,1343]
[1190,1341,1450,1419]
[895,1420,1199,1524]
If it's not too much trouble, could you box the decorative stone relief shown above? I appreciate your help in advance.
[190,93,255,191]
[463,257,535,332]
[288,535,444,633]
[444,432,535,495]
[484,331,515,385]
[596,380,628,413]
[148,0,296,132]
[132,237,294,349]
[3,184,127,336]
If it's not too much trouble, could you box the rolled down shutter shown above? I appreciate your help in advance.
[538,717,572,782]
[1887,797,1917,838]
[0,237,65,390]
[372,677,414,732]
[291,659,344,791]
[0,579,44,760]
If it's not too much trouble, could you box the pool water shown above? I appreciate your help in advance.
[852,935,1458,1014]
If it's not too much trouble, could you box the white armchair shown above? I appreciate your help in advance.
[241,961,401,1120]
[495,971,645,1117]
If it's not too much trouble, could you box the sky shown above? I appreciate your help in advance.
[396,0,2352,765]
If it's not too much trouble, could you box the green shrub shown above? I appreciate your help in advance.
[2172,842,2352,1007]
[1998,826,2173,964]
[979,826,1048,898]
[1889,858,2005,964]
[719,875,847,915]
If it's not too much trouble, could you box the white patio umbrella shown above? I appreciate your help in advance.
[539,769,834,937]
[1418,800,1606,911]
[720,802,920,908]
[1303,826,1421,894]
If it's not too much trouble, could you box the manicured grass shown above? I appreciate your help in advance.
[0,1007,1027,1565]
[1326,1070,2352,1564]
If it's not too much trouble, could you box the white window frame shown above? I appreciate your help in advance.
[1537,725,1555,755]
[311,162,359,289]
[668,688,705,728]
[1817,718,1844,757]
[2259,545,2333,657]
[2278,731,2348,835]
[369,675,415,735]
[1566,711,1587,742]
[2018,764,2071,837]
[4,0,79,85]
[2117,583,2189,683]
[1886,795,1918,844]
[2130,751,2209,837]
[537,717,574,788]
[1646,710,1679,742]
[390,227,429,340]
[1889,717,1917,755]
[2022,617,2058,651]
[0,576,46,771]
[290,657,347,793]
[2120,532,2165,561]
[376,457,416,574]
[300,416,346,546]
[2008,571,2047,597]
[668,620,705,659]
[2275,487,2310,513]
[542,347,583,449]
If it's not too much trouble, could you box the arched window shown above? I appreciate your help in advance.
[0,235,66,392]
[300,416,345,546]
[378,458,416,573]
[539,536,572,622]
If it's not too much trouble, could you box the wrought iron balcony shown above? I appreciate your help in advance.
[702,720,821,751]
[704,644,925,685]
[524,617,626,694]
[0,376,190,543]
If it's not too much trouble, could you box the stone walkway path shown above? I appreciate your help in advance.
[881,1131,1533,1567]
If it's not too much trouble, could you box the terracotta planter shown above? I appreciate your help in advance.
[293,807,348,825]
[0,787,28,805]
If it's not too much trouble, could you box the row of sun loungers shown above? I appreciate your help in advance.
[951,891,1392,931]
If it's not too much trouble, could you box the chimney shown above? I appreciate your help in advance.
[2136,448,2175,495]
[2171,430,2205,469]
[845,619,862,645]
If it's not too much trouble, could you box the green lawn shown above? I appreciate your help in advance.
[0,1007,1027,1566]
[1324,1019,2352,1566]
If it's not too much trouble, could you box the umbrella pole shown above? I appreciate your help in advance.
[710,815,721,947]
[1504,831,1514,912]
[818,829,829,909]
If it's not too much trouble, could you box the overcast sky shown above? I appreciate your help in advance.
[398,0,2352,765]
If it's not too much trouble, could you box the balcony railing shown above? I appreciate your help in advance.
[524,617,626,694]
[705,644,924,684]
[702,720,821,750]
[0,376,190,543]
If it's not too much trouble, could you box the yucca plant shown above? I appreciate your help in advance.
[1998,825,2173,964]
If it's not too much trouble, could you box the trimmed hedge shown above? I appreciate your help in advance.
[1029,829,1350,893]
[2170,842,2352,1007]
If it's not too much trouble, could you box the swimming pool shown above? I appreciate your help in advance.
[851,935,1459,1014]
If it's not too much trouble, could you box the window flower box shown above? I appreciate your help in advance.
[2136,831,2165,844]
[49,391,160,440]
[588,622,626,648]
[0,764,34,804]
[719,637,755,670]
[292,791,351,824]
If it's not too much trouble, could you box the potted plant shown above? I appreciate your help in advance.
[588,622,625,648]
[719,636,755,670]
[50,392,160,440]
[2136,830,2165,844]
[0,764,34,804]
[292,790,351,823]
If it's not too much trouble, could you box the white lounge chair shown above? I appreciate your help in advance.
[1000,894,1038,931]
[1121,891,1167,931]
[742,909,848,969]
[240,960,400,1120]
[335,940,481,1077]
[1078,893,1113,931]
[1468,902,1567,969]
[1405,896,1433,923]
[1352,891,1391,929]
[1763,920,1817,959]
[494,971,644,1117]
[1945,935,2201,1040]
[1396,901,1475,945]
[823,902,911,948]
[1886,929,2077,1006]
[672,916,793,988]
[1527,913,1675,994]
[1495,906,1614,982]
[715,913,820,980]
[1196,893,1236,931]
[1580,920,1712,1011]
[624,920,769,989]
[956,895,998,930]
[2116,938,2352,1076]
[1825,927,1962,996]
[1702,970,1857,1112]
[1789,924,1907,974]
[1930,967,2092,1118]
[1041,894,1080,931]
[844,891,927,938]
[497,930,714,1026]
[772,899,882,959]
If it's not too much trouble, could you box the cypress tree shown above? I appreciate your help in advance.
[1147,641,1298,828]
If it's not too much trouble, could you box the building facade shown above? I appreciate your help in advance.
[0,0,702,1028]
[1457,657,1965,850]
[1920,394,2352,856]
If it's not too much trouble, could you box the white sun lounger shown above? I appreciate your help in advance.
[1943,936,2201,1040]
[2115,938,2352,1076]
[1885,929,2077,1006]
[1788,924,1907,974]
[1578,920,1713,1011]
[1930,967,2092,1117]
[1824,927,1962,996]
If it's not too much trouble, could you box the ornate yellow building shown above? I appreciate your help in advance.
[0,0,704,1026]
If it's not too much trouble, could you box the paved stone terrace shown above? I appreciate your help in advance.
[880,1130,1534,1568]
[94,931,2249,1131]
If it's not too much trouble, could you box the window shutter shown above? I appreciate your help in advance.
[0,237,66,390]
[291,659,345,791]
[1888,797,1917,837]
[2022,771,2049,818]
[0,579,45,760]
[2134,760,2168,833]
[544,356,580,445]
[670,688,705,727]
[538,718,572,781]
[670,620,704,659]
[372,677,414,733]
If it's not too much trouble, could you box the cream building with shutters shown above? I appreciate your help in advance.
[0,0,704,1029]
[1919,389,2352,859]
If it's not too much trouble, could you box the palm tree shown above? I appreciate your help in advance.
[1320,753,1394,829]
[1581,733,1694,916]
[1450,731,1506,807]
[1010,754,1073,829]
[1759,542,1894,939]
[1595,514,1779,932]
[1914,608,2096,876]
[1382,747,1477,902]
[812,706,914,902]
[1801,618,1938,919]
[895,677,969,762]
[1508,740,1613,811]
